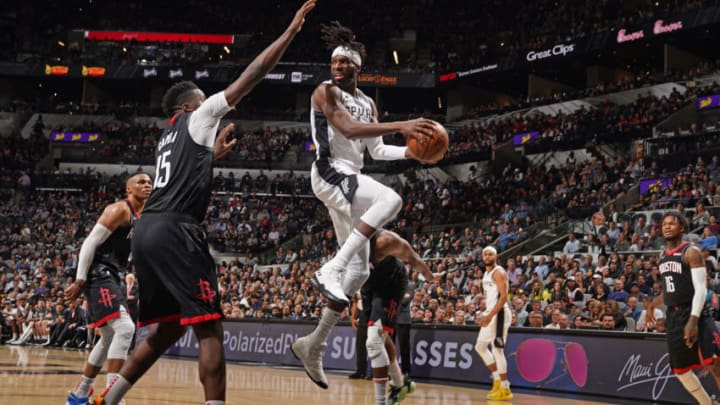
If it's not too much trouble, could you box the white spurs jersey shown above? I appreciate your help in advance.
[311,81,375,174]
[483,265,509,311]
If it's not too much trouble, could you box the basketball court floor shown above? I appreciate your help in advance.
[0,345,647,404]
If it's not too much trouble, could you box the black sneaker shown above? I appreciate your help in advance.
[348,371,366,379]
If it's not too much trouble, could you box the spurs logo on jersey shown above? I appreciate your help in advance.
[341,92,372,122]
[340,177,350,195]
[310,80,375,174]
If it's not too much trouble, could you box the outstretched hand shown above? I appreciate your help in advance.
[402,118,437,164]
[288,0,317,34]
[214,122,237,160]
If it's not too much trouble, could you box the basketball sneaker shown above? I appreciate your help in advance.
[66,388,94,405]
[311,260,349,306]
[487,386,513,401]
[486,379,500,399]
[291,336,329,389]
[65,393,90,405]
[388,376,416,404]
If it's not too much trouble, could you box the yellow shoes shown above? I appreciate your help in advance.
[487,380,513,401]
[487,379,501,399]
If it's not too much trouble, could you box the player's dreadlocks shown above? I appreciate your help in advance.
[320,21,367,62]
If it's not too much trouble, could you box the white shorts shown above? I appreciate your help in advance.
[477,306,512,345]
[311,161,398,245]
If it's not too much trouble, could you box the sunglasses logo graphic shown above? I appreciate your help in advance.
[512,338,588,387]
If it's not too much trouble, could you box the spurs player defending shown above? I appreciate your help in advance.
[475,246,512,401]
[291,21,434,389]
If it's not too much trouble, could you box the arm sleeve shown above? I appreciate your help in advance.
[691,267,707,318]
[188,92,235,148]
[365,136,407,160]
[76,224,113,281]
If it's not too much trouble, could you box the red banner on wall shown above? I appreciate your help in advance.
[84,31,234,44]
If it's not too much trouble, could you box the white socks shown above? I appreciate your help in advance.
[74,375,95,397]
[308,307,342,344]
[334,230,368,268]
[374,377,388,405]
[100,374,132,405]
[389,361,403,387]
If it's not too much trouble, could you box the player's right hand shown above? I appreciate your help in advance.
[289,0,316,33]
[401,118,435,140]
[63,283,82,306]
[350,317,358,330]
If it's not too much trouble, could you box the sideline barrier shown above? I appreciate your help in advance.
[137,321,719,404]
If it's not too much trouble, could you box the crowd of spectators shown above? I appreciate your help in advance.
[34,77,708,175]
[463,61,720,121]
[3,153,720,346]
[211,216,720,335]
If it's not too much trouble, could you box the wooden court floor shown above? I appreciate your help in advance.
[0,345,630,404]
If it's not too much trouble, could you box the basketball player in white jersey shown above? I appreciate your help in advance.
[475,246,513,401]
[291,21,435,389]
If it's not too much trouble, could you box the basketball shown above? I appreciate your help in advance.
[406,120,449,163]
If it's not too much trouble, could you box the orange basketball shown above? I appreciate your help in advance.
[406,120,449,163]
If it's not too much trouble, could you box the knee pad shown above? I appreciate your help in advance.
[367,323,389,369]
[107,314,135,360]
[88,325,114,367]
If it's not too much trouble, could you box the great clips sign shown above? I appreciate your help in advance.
[526,43,575,62]
[616,19,684,43]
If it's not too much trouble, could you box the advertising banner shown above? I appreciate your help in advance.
[138,321,720,404]
[50,131,101,143]
[698,95,720,110]
[615,18,686,44]
[437,6,720,84]
[513,131,539,146]
[84,31,235,45]
[639,177,673,194]
[2,63,434,88]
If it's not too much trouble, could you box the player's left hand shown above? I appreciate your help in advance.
[479,312,492,327]
[430,271,446,282]
[214,122,237,160]
[684,316,699,348]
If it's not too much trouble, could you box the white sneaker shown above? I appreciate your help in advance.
[291,336,328,389]
[311,260,348,306]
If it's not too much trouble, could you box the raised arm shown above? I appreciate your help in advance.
[224,0,316,106]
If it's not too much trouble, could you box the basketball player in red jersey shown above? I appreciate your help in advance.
[647,212,720,404]
[63,172,152,405]
[93,2,317,405]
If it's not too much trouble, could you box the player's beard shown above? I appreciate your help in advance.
[332,68,358,90]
